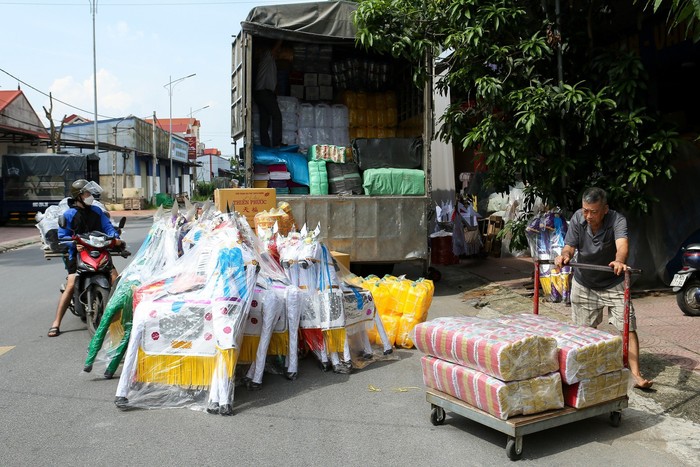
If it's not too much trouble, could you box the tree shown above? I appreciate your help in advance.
[355,0,678,223]
[42,92,66,153]
[644,0,700,41]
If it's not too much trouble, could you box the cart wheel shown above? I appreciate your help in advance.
[506,436,523,461]
[430,406,446,426]
[427,267,442,282]
[609,411,622,427]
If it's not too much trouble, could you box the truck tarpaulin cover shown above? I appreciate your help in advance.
[1,154,86,200]
[241,1,358,42]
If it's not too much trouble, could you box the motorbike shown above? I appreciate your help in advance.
[671,243,700,316]
[55,217,131,335]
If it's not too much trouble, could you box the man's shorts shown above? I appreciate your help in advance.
[571,278,637,332]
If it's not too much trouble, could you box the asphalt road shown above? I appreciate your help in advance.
[0,218,697,466]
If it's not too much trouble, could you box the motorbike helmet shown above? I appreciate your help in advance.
[70,179,90,199]
[70,179,104,200]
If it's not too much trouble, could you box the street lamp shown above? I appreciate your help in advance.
[164,73,196,196]
[188,105,209,193]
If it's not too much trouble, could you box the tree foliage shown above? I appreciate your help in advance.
[355,0,678,218]
[644,0,700,41]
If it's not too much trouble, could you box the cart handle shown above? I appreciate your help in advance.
[532,259,641,369]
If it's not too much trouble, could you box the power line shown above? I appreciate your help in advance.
[0,1,280,5]
[0,67,118,121]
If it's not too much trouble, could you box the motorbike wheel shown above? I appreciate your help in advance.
[86,285,110,336]
[676,278,700,316]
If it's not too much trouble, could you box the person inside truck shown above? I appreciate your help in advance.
[47,179,123,337]
[253,39,284,148]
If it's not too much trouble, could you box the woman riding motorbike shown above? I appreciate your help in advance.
[47,180,124,337]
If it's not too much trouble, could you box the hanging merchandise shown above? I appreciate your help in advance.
[526,209,571,303]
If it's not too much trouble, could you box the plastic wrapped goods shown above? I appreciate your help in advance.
[413,316,559,381]
[298,103,315,128]
[307,144,349,163]
[114,214,260,414]
[421,356,564,420]
[563,368,631,408]
[314,103,333,128]
[498,314,623,384]
[327,162,362,195]
[331,104,348,128]
[308,160,328,195]
[395,279,434,348]
[362,168,425,196]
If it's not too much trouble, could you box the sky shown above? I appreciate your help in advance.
[1,0,308,157]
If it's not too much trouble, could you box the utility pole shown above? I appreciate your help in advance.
[90,0,99,166]
[152,111,157,202]
[165,73,196,197]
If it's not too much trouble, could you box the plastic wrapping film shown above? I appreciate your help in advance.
[525,209,572,303]
[114,212,260,413]
[84,206,185,376]
[563,368,631,408]
[421,356,564,420]
[497,314,623,384]
[355,274,434,349]
[98,205,395,414]
[412,316,560,382]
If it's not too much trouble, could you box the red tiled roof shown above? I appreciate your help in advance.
[145,117,200,134]
[0,90,22,112]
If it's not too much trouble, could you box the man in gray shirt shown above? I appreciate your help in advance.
[555,187,653,389]
[253,40,283,148]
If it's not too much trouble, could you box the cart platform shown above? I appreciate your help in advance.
[426,388,628,460]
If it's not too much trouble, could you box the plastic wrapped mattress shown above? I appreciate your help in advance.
[498,314,623,384]
[413,316,559,382]
[421,356,564,420]
[563,368,630,408]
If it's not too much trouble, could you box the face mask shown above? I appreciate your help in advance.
[83,195,95,206]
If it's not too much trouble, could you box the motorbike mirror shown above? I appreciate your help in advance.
[118,217,126,229]
[58,214,67,229]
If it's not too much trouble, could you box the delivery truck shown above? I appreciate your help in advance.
[231,1,435,271]
[0,153,98,224]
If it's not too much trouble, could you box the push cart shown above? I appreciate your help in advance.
[426,261,640,461]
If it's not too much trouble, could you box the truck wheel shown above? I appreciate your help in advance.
[676,278,700,316]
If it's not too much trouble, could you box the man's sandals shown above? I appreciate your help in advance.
[47,327,60,337]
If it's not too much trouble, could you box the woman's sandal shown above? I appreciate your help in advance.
[47,326,60,337]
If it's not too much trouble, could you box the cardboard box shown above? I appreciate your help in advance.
[122,187,144,198]
[290,84,304,99]
[331,251,350,270]
[318,73,333,86]
[123,198,146,210]
[305,86,320,101]
[214,188,276,225]
[319,85,333,101]
[303,73,318,86]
